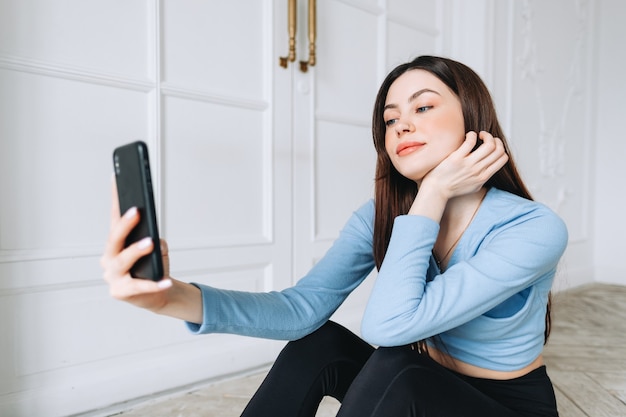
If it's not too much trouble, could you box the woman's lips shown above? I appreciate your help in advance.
[396,141,425,156]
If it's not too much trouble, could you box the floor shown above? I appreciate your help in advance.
[109,283,626,417]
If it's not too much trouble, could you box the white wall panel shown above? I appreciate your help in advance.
[593,0,626,285]
[162,0,266,98]
[315,122,375,239]
[388,0,437,25]
[508,0,592,243]
[162,96,269,247]
[490,0,596,291]
[0,1,282,414]
[387,23,440,68]
[0,0,150,78]
[315,0,379,121]
[11,287,193,376]
[0,70,148,257]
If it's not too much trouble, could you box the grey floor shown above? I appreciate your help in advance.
[112,283,626,417]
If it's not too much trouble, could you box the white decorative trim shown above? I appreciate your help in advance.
[315,111,370,128]
[0,278,101,297]
[0,53,154,92]
[160,83,269,111]
[332,0,384,16]
[0,245,103,264]
[168,235,273,252]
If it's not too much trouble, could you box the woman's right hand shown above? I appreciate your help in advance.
[100,180,174,311]
[101,180,203,323]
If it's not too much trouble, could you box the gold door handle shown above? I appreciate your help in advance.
[299,0,316,72]
[279,0,297,68]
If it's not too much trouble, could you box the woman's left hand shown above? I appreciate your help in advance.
[421,131,508,199]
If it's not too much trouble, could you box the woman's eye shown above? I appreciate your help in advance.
[385,119,397,127]
[417,106,432,113]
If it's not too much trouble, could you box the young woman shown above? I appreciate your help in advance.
[102,55,568,416]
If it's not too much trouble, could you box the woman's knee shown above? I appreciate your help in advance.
[281,321,373,360]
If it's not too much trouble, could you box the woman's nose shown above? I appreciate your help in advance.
[394,120,413,136]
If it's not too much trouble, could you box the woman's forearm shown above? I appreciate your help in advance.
[152,279,204,324]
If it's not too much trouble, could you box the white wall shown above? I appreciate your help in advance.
[0,0,623,415]
[593,0,626,285]
[487,0,597,291]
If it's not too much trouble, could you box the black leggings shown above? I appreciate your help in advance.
[240,321,559,417]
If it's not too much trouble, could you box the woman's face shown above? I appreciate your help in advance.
[383,69,465,183]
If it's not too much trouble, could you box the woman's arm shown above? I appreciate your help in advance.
[361,204,568,346]
[186,201,377,339]
[101,179,377,339]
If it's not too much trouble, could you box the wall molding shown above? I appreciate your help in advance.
[333,0,383,16]
[314,111,370,128]
[0,245,103,264]
[0,53,154,92]
[160,83,269,111]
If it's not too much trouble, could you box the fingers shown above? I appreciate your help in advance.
[473,132,509,185]
[103,175,173,307]
[457,131,482,154]
[101,206,156,288]
[466,131,508,171]
[101,234,152,281]
[102,206,140,264]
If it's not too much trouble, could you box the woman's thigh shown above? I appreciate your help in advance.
[240,321,374,417]
[337,346,526,417]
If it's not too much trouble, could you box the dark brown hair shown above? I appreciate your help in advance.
[371,55,551,342]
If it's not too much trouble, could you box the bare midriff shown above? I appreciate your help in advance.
[428,346,544,380]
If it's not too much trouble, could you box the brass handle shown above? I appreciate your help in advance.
[299,0,316,72]
[279,0,297,68]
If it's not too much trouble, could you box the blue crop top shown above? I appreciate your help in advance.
[186,188,568,371]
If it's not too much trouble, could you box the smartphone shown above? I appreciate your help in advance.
[113,141,164,281]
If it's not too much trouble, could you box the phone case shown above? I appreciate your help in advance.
[113,141,164,281]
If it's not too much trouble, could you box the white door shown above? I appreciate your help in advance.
[0,1,290,415]
[0,1,447,415]
[293,0,446,332]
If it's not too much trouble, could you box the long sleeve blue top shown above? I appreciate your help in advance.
[186,187,568,371]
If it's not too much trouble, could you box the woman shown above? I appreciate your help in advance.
[102,56,568,416]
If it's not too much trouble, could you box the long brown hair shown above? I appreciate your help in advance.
[371,55,552,342]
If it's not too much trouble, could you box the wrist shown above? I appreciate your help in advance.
[409,182,449,222]
[152,279,203,324]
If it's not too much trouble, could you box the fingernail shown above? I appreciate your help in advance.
[124,207,138,218]
[137,237,152,249]
[157,279,172,289]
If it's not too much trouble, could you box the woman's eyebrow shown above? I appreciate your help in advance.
[408,88,440,103]
[383,88,440,111]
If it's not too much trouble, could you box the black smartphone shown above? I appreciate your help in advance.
[113,141,164,281]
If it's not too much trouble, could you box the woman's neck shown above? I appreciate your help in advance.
[440,188,487,229]
[433,188,487,270]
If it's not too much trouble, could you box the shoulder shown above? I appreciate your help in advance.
[485,189,567,231]
[338,199,375,241]
[478,188,568,257]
